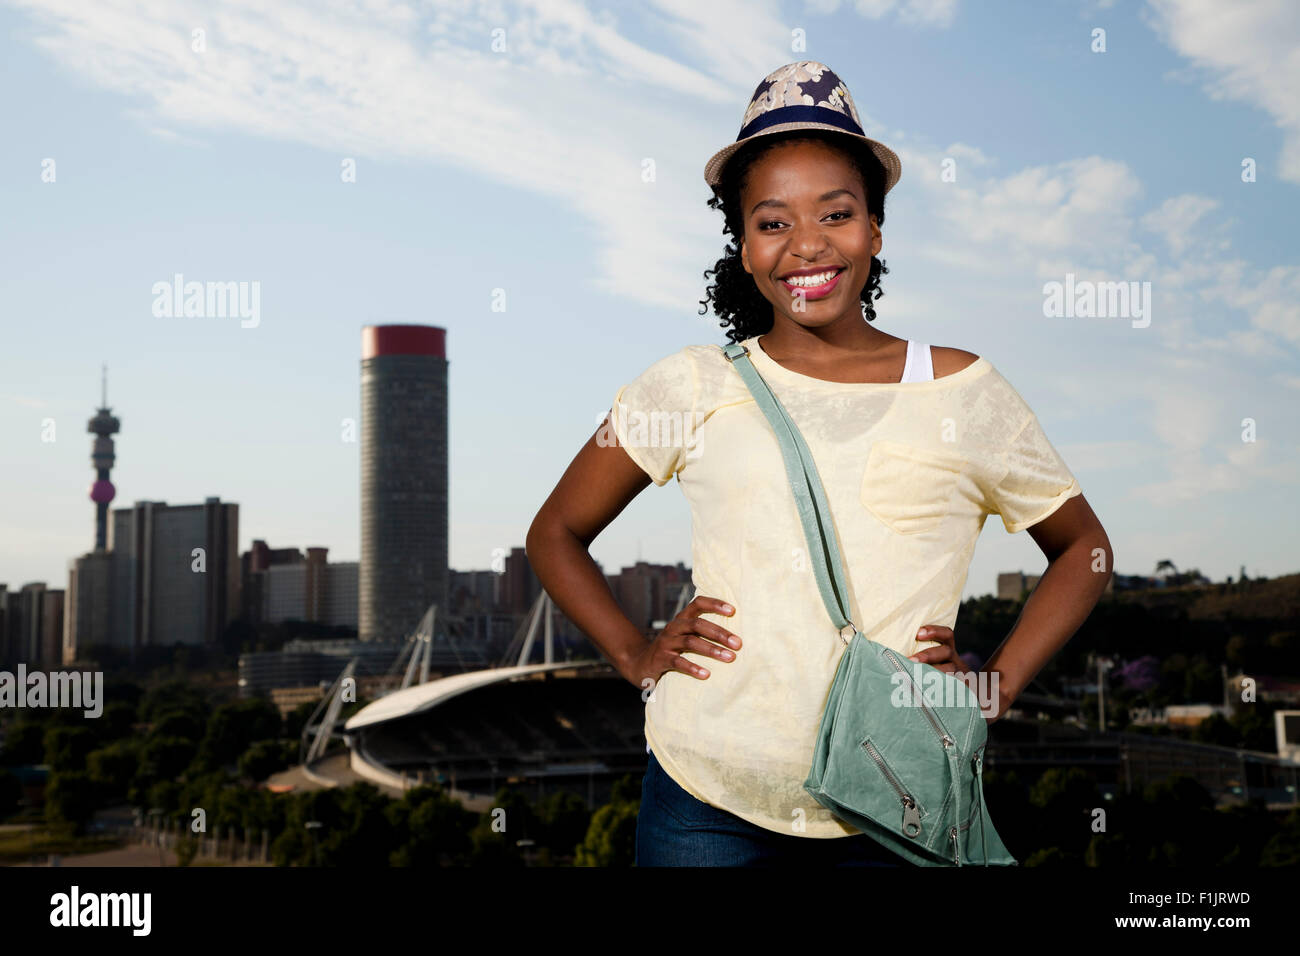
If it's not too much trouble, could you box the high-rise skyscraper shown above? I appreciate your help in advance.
[359,325,449,642]
[240,541,359,629]
[109,498,240,652]
[0,583,64,667]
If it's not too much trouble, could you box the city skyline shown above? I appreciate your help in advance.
[2,0,1298,602]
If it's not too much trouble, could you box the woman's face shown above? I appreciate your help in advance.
[739,139,881,331]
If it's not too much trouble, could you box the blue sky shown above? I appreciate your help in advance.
[1,0,1297,604]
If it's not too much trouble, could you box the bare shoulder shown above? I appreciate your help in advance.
[930,346,981,378]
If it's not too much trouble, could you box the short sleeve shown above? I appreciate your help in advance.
[608,347,699,486]
[985,411,1082,533]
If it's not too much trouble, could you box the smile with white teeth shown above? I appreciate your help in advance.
[782,269,841,287]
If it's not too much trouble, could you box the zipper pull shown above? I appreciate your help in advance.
[950,826,960,865]
[902,797,922,838]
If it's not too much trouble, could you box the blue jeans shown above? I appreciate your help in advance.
[635,749,903,867]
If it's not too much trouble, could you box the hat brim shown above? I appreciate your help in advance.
[704,123,902,196]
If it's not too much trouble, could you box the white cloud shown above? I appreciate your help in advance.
[1198,263,1300,347]
[942,142,995,169]
[909,152,1144,255]
[1128,433,1297,506]
[4,0,1295,525]
[1139,194,1220,258]
[1143,0,1300,185]
[4,0,800,317]
[803,0,960,28]
[894,138,1296,365]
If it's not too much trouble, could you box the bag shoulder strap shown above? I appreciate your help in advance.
[722,341,858,645]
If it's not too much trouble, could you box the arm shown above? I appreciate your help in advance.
[525,413,740,689]
[979,493,1113,722]
[526,415,652,683]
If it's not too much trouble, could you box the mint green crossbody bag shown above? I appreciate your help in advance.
[721,341,1016,867]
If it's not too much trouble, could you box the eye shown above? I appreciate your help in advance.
[757,210,852,231]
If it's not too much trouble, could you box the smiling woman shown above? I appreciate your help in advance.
[525,60,1113,870]
[702,129,893,337]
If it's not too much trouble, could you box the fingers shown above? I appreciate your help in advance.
[684,596,737,626]
[909,624,957,672]
[918,658,960,674]
[914,624,953,645]
[666,651,710,680]
[669,634,737,679]
[660,596,742,680]
[681,596,741,649]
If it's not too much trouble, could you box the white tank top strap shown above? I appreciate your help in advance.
[900,340,934,383]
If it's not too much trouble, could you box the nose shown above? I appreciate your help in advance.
[788,218,832,261]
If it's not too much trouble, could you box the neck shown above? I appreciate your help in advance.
[759,315,894,359]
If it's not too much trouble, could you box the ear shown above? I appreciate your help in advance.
[740,235,751,275]
[869,214,882,258]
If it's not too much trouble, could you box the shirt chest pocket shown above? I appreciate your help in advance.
[860,440,968,535]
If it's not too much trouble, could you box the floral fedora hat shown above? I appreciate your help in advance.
[703,60,902,195]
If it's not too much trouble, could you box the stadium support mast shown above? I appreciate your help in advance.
[499,591,555,667]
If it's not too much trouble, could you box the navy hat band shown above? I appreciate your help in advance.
[737,104,865,142]
[704,61,901,193]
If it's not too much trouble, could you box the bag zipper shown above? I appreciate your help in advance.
[883,648,957,748]
[862,739,923,838]
[949,760,984,865]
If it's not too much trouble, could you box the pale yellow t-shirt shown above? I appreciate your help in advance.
[607,334,1082,838]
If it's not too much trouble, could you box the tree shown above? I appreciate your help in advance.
[609,772,642,804]
[537,790,592,860]
[314,783,396,867]
[1085,832,1139,867]
[44,726,98,773]
[575,799,639,866]
[1183,655,1219,701]
[45,771,98,835]
[139,681,210,725]
[1260,810,1300,867]
[1225,634,1250,668]
[1023,846,1074,867]
[238,740,297,782]
[192,699,282,772]
[1114,656,1159,693]
[468,817,524,867]
[283,701,318,741]
[87,740,140,797]
[1,721,47,766]
[151,710,205,742]
[387,785,476,866]
[137,736,197,786]
[0,768,20,821]
[175,835,200,867]
[1231,705,1276,752]
[1028,768,1099,855]
[1191,713,1237,747]
[98,701,139,744]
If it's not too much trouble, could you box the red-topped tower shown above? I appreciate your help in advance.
[359,325,449,642]
[87,364,120,551]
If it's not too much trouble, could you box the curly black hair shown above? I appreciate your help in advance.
[698,129,890,345]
